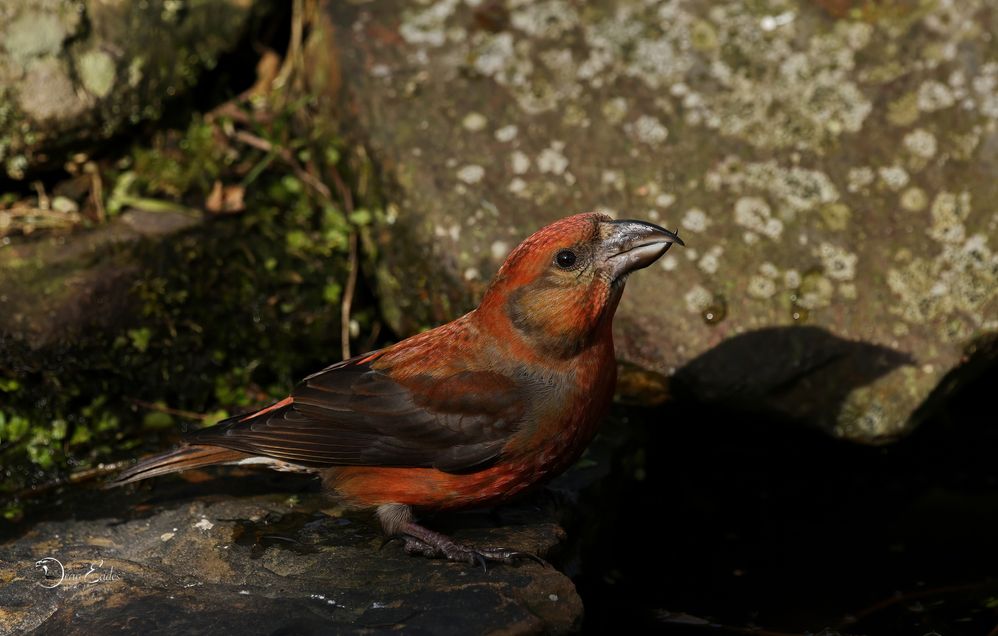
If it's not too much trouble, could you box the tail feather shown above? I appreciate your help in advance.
[106,445,248,488]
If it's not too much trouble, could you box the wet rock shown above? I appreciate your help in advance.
[320,0,998,441]
[0,469,583,634]
[0,0,258,179]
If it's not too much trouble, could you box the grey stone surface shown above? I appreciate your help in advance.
[0,470,583,635]
[0,0,256,179]
[322,0,998,441]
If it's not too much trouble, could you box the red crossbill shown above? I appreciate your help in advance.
[111,212,683,567]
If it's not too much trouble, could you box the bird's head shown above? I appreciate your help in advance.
[479,212,683,358]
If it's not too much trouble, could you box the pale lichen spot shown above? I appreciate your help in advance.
[733,196,782,240]
[917,80,956,112]
[698,246,723,274]
[660,254,679,272]
[902,128,937,159]
[784,269,801,289]
[887,230,995,338]
[759,262,779,279]
[508,177,528,195]
[457,164,485,184]
[878,165,910,191]
[490,240,509,261]
[601,97,629,125]
[927,190,970,244]
[626,115,669,145]
[464,267,480,281]
[838,283,858,300]
[681,208,709,233]
[900,187,928,212]
[655,193,676,208]
[684,284,713,314]
[399,0,460,47]
[462,112,488,132]
[601,170,624,191]
[537,142,569,175]
[494,124,518,142]
[194,518,214,532]
[747,275,777,299]
[796,271,834,309]
[509,0,579,39]
[847,167,875,193]
[510,151,531,175]
[79,50,116,98]
[818,242,858,281]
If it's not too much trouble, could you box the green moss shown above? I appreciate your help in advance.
[0,94,383,499]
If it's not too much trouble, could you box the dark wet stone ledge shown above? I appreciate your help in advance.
[0,466,588,635]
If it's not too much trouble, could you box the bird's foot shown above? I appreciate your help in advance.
[383,523,544,571]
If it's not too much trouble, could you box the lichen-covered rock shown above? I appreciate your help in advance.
[0,470,583,634]
[0,0,256,179]
[321,0,998,441]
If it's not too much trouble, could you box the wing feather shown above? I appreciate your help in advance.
[185,353,527,472]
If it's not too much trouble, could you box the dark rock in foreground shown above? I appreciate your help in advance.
[0,469,582,634]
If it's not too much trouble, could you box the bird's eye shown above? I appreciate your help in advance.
[555,249,577,269]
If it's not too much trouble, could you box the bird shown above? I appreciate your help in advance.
[109,211,683,567]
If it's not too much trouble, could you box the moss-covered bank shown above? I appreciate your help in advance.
[0,81,385,518]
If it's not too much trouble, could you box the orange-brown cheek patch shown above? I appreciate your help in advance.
[517,281,610,341]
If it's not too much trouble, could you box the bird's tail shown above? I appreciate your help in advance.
[106,445,247,488]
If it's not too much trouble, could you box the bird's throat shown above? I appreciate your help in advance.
[503,281,620,360]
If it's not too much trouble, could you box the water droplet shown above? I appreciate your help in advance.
[701,296,727,325]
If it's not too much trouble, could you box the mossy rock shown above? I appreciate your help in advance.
[0,0,260,179]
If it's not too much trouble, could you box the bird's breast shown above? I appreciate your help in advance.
[325,340,617,511]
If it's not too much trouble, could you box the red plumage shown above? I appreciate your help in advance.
[111,212,682,565]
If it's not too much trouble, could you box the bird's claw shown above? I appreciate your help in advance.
[477,547,548,567]
[390,534,542,571]
[379,535,404,551]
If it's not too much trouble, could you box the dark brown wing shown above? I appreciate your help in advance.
[185,354,528,473]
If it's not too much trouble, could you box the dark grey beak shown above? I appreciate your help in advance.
[603,219,684,279]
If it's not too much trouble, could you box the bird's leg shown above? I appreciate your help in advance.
[376,504,544,570]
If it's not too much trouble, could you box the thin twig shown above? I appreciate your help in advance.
[274,0,305,91]
[325,156,359,361]
[3,207,81,221]
[8,461,130,501]
[129,398,209,422]
[89,168,106,224]
[341,231,358,360]
[328,160,354,212]
[231,130,332,201]
[32,180,49,211]
[0,207,82,236]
